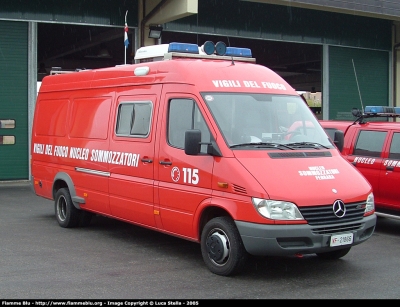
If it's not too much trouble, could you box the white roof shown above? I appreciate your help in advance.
[134,44,170,60]
[134,43,211,61]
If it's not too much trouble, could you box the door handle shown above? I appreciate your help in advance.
[159,160,172,165]
[141,158,153,163]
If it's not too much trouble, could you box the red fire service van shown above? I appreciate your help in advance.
[31,41,376,276]
[321,106,400,222]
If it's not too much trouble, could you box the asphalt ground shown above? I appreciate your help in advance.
[1,181,400,300]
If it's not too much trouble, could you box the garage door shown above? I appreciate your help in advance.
[0,21,29,180]
[329,46,389,120]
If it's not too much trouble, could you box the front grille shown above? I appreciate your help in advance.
[311,223,364,235]
[300,201,366,226]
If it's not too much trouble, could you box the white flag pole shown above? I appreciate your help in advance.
[124,10,128,64]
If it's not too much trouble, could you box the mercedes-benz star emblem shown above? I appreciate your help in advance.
[333,200,346,218]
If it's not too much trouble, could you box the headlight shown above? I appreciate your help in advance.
[365,192,375,213]
[252,198,304,220]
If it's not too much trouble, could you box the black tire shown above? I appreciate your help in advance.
[316,247,351,260]
[201,216,248,276]
[55,188,80,228]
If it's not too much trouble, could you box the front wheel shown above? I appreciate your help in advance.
[316,247,351,260]
[201,216,248,276]
[55,188,80,228]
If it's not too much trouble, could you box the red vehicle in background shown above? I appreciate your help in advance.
[321,106,400,221]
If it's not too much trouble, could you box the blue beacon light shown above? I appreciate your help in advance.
[168,42,199,54]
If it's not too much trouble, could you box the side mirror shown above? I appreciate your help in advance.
[333,130,344,152]
[184,130,201,155]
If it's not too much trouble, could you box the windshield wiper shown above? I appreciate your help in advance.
[230,142,294,150]
[285,142,330,149]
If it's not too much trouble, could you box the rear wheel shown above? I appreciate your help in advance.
[55,188,80,228]
[201,216,248,276]
[316,247,351,260]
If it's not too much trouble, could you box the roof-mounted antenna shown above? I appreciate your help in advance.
[352,59,364,112]
[227,37,234,65]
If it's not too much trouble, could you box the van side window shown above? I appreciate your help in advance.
[168,98,211,153]
[389,132,400,159]
[353,130,386,157]
[116,102,152,137]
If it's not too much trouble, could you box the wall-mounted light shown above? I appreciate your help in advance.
[148,25,163,39]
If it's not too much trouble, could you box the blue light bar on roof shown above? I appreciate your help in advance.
[168,42,199,54]
[364,106,384,113]
[225,47,252,57]
[364,106,400,114]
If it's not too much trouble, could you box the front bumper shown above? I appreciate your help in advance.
[235,214,376,256]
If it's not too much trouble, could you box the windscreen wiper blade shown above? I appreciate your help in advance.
[286,142,330,149]
[230,142,294,150]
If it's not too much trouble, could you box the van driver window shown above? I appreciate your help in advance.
[389,132,400,159]
[116,102,152,137]
[168,98,211,153]
[353,130,386,157]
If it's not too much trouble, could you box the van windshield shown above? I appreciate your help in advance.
[202,93,333,149]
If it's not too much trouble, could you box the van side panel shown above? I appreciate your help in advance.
[32,98,70,199]
[67,96,111,214]
[31,93,112,215]
[108,90,161,228]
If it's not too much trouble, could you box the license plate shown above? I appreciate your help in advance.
[330,233,353,247]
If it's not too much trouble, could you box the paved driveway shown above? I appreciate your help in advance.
[1,181,400,299]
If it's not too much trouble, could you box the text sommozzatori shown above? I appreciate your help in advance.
[33,143,140,167]
[298,165,339,180]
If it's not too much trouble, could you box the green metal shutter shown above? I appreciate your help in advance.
[329,46,389,120]
[0,0,138,27]
[0,21,29,180]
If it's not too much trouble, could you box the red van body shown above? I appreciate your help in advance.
[31,42,376,276]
